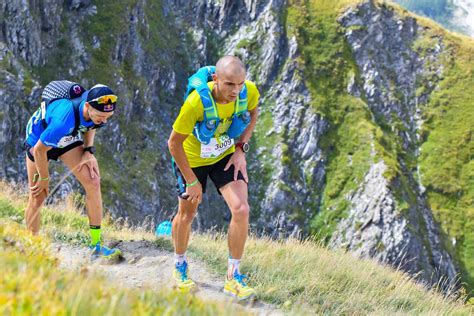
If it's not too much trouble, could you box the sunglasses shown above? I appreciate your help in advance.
[89,94,117,105]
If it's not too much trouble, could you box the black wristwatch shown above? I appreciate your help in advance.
[236,142,250,153]
[83,146,96,155]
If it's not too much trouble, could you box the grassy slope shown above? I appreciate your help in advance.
[417,31,474,287]
[0,225,232,315]
[0,213,229,314]
[0,185,470,314]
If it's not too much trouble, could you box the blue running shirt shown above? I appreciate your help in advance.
[26,98,95,148]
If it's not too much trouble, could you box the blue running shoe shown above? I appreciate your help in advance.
[90,242,122,260]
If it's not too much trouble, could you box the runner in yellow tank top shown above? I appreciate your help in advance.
[168,56,259,300]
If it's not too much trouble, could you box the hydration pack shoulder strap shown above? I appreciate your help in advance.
[186,66,219,122]
[199,88,219,122]
[71,98,82,136]
[235,84,248,114]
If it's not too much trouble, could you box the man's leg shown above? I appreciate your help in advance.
[172,197,199,290]
[172,198,199,254]
[220,179,255,300]
[59,146,120,258]
[59,146,102,226]
[220,180,249,261]
[25,155,47,235]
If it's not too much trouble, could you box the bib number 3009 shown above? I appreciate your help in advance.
[200,135,234,158]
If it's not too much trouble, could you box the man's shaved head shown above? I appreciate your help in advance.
[212,55,247,103]
[215,55,246,77]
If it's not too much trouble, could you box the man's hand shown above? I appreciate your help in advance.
[31,176,49,197]
[224,149,248,182]
[185,181,203,204]
[77,151,100,179]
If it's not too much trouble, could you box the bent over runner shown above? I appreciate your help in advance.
[24,82,121,260]
[168,55,259,300]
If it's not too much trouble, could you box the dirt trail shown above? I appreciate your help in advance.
[52,240,282,315]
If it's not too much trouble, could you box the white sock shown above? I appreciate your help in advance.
[228,258,241,278]
[175,253,186,265]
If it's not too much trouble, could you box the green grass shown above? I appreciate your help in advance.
[189,233,470,314]
[1,184,471,314]
[0,184,231,314]
[0,186,237,314]
[0,221,232,315]
[417,30,474,289]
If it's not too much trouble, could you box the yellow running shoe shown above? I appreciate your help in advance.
[173,261,196,292]
[224,271,256,300]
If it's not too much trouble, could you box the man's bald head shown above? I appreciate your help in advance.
[215,55,246,77]
[212,56,247,103]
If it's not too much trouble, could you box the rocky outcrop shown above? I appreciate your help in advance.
[0,42,38,179]
[330,0,457,286]
[255,35,329,237]
[340,1,444,150]
[331,159,456,284]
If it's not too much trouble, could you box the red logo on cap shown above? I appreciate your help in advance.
[104,104,114,111]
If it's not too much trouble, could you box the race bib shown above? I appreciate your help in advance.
[57,134,82,148]
[200,135,234,158]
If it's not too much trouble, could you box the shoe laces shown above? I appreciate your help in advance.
[91,242,114,254]
[176,261,189,281]
[233,272,248,287]
[101,244,112,251]
[90,241,101,250]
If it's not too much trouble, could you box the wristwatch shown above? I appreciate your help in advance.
[83,146,96,155]
[236,142,250,153]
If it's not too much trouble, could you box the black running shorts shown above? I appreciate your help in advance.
[24,141,84,162]
[172,153,246,198]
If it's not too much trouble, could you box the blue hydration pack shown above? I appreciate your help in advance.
[184,66,250,145]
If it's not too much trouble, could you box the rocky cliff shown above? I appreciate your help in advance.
[1,0,473,290]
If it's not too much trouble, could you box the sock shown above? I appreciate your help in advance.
[175,253,186,265]
[228,258,241,279]
[90,225,101,246]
